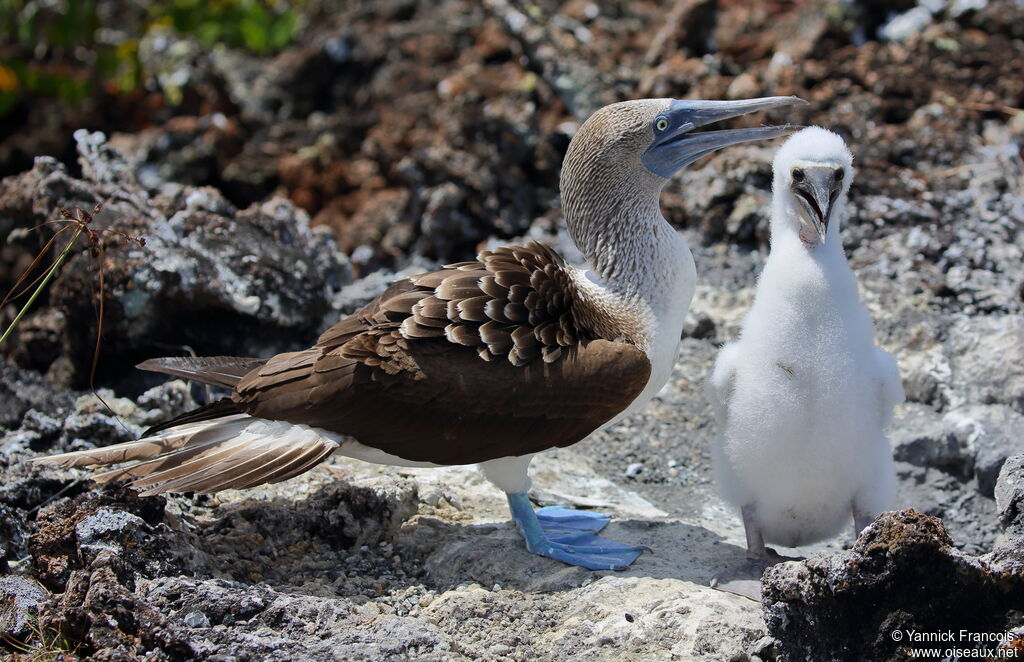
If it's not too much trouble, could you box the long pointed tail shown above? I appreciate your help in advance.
[33,416,340,496]
[136,356,267,390]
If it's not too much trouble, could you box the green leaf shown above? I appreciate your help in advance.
[196,21,223,47]
[239,13,269,53]
[268,10,296,50]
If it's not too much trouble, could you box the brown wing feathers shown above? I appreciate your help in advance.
[35,241,651,490]
[394,243,586,366]
[229,241,650,464]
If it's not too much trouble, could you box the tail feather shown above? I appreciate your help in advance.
[238,443,338,489]
[205,443,314,492]
[34,416,340,496]
[132,430,284,492]
[94,417,256,486]
[33,414,250,470]
[145,436,314,495]
[137,356,267,390]
[143,398,243,437]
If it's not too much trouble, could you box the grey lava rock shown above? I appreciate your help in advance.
[890,403,966,475]
[893,461,998,556]
[890,403,1024,498]
[0,358,73,433]
[144,576,453,660]
[29,487,199,593]
[76,508,148,555]
[995,454,1024,543]
[946,316,1024,414]
[946,404,1024,497]
[672,144,775,246]
[0,575,49,640]
[0,132,352,388]
[763,509,1024,662]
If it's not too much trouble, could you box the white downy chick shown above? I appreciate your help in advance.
[707,127,903,557]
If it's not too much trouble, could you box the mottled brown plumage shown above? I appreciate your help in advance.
[228,242,652,465]
[39,242,651,489]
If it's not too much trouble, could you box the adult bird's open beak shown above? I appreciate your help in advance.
[792,164,844,244]
[642,96,806,178]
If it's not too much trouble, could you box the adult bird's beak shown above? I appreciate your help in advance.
[791,163,844,244]
[642,96,806,178]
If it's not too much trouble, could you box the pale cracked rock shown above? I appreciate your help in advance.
[946,316,1024,414]
[422,577,764,661]
[945,404,1024,496]
[890,402,1024,498]
[548,577,764,661]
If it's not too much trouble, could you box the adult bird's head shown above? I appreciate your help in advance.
[559,97,803,278]
[772,126,854,248]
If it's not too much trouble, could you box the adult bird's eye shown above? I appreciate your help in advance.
[792,168,805,182]
[655,117,669,132]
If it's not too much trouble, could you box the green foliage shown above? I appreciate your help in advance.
[2,58,91,103]
[0,0,301,116]
[162,0,300,54]
[0,0,99,52]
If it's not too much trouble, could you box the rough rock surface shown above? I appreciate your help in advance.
[2,368,770,659]
[762,509,1024,662]
[995,455,1024,546]
[0,575,48,640]
[0,132,351,391]
[1,0,1023,660]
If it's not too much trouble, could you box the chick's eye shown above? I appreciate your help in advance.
[792,168,805,182]
[834,168,845,182]
[655,117,669,132]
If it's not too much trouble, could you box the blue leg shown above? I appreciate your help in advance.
[506,493,647,570]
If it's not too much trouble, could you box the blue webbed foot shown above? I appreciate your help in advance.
[535,505,610,534]
[507,494,647,570]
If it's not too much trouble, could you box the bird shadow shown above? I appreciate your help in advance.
[709,549,804,601]
[181,479,431,595]
[177,480,795,599]
[394,514,767,594]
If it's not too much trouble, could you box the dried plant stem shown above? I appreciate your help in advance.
[0,226,83,346]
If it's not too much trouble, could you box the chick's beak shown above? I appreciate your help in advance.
[792,164,844,244]
[642,96,806,178]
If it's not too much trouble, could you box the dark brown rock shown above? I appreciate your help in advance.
[763,510,1024,662]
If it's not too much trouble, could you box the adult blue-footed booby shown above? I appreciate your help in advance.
[707,127,902,559]
[36,97,802,570]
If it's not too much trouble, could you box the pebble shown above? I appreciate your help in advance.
[182,611,211,628]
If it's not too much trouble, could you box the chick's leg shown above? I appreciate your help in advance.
[742,504,768,560]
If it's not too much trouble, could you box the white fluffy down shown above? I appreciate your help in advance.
[707,127,902,547]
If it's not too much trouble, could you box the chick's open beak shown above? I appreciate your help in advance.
[792,164,844,244]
